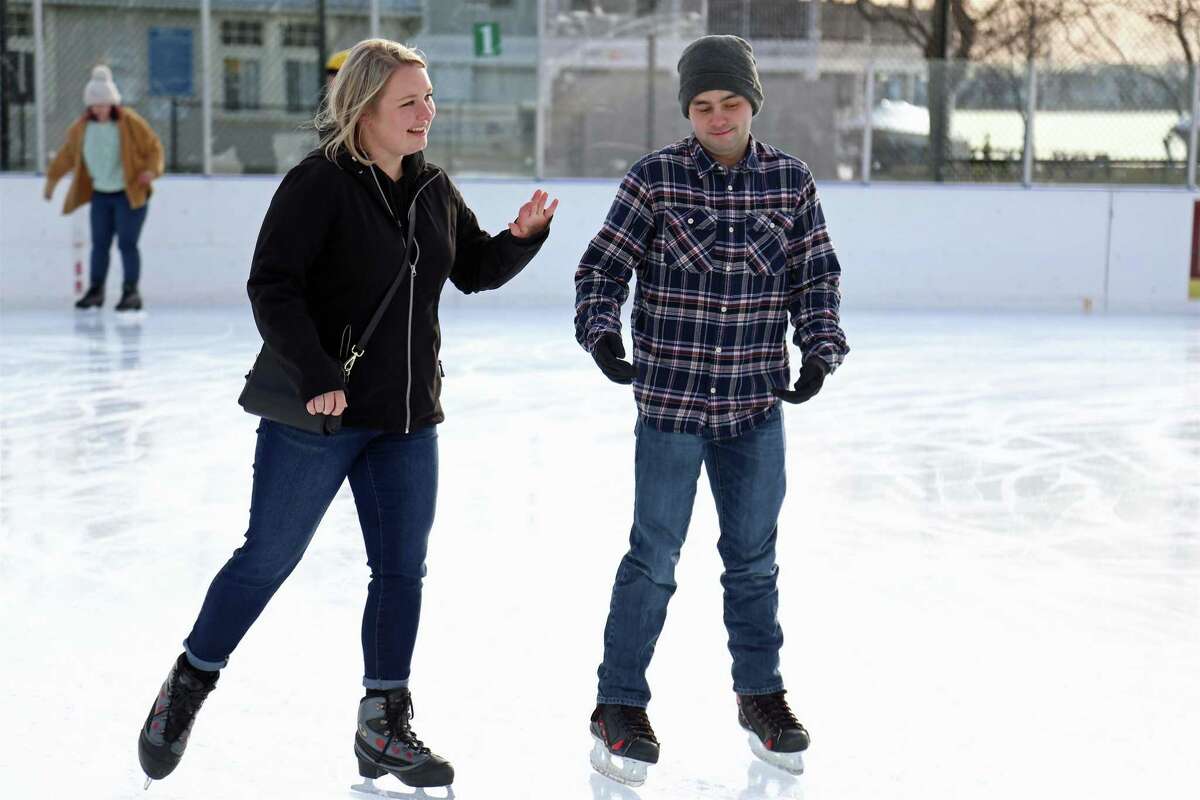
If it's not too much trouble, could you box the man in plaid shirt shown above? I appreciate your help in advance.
[578,35,849,783]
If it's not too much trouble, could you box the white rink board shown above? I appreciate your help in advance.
[2,172,1197,313]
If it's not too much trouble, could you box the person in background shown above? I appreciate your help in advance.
[44,65,164,312]
[326,48,351,86]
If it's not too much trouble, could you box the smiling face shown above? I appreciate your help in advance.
[359,64,435,162]
[687,90,753,167]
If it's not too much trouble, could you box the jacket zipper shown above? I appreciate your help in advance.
[403,175,441,434]
[369,167,441,434]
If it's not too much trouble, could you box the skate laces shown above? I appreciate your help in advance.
[619,706,658,744]
[753,692,800,733]
[163,675,214,743]
[384,694,432,755]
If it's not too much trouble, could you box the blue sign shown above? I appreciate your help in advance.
[149,28,193,97]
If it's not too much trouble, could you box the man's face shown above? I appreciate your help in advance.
[687,90,753,164]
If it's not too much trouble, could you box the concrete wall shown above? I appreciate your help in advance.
[2,172,1196,313]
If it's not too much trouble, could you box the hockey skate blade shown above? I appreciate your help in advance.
[350,777,454,800]
[589,736,650,787]
[747,733,805,775]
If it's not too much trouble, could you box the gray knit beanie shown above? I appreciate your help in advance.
[677,35,763,119]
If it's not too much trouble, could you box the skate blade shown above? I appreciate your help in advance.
[589,736,650,787]
[747,733,805,775]
[588,772,645,800]
[350,777,454,800]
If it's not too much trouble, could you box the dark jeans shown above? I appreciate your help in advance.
[184,419,438,689]
[89,190,148,289]
[597,406,788,707]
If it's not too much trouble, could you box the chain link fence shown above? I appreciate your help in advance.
[2,0,1197,185]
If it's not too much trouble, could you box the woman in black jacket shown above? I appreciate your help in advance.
[136,39,557,792]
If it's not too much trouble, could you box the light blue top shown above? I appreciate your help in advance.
[83,122,125,192]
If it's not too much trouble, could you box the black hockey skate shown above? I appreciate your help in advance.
[138,653,219,785]
[737,691,809,775]
[589,703,659,787]
[74,286,103,309]
[352,688,454,795]
[115,283,143,311]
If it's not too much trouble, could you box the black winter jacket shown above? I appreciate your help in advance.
[246,148,547,432]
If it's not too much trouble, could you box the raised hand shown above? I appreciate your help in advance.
[508,189,559,239]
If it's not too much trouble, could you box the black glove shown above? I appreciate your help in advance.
[772,357,828,404]
[591,332,635,385]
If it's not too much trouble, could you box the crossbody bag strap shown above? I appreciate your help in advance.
[342,177,420,380]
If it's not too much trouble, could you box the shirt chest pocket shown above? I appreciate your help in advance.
[745,210,793,276]
[661,206,717,273]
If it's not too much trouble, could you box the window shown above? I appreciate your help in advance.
[282,22,320,48]
[223,58,261,110]
[489,0,515,7]
[6,9,32,38]
[286,60,320,112]
[221,19,263,46]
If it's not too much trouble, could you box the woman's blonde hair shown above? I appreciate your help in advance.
[315,39,427,164]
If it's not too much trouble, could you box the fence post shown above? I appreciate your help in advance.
[534,0,546,179]
[33,0,45,172]
[1188,61,1198,191]
[201,0,212,175]
[370,0,380,39]
[861,61,874,184]
[646,32,656,154]
[1022,60,1037,188]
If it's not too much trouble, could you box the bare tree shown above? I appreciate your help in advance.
[1071,1,1198,160]
[971,1,1101,166]
[854,0,997,179]
[1138,0,1200,159]
[1143,0,1199,65]
[853,0,1137,175]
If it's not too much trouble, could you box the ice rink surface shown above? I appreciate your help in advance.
[1,305,1198,800]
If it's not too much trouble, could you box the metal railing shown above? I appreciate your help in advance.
[3,0,1197,187]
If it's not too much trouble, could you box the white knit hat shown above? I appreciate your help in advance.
[83,65,121,106]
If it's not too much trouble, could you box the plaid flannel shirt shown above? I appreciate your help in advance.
[574,135,849,439]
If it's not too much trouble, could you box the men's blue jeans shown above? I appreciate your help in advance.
[598,406,787,707]
[184,419,437,689]
[90,190,148,288]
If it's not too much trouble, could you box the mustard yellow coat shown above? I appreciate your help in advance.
[43,107,165,215]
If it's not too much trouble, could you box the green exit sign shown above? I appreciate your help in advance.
[473,22,501,57]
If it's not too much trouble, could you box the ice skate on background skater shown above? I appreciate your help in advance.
[575,34,847,784]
